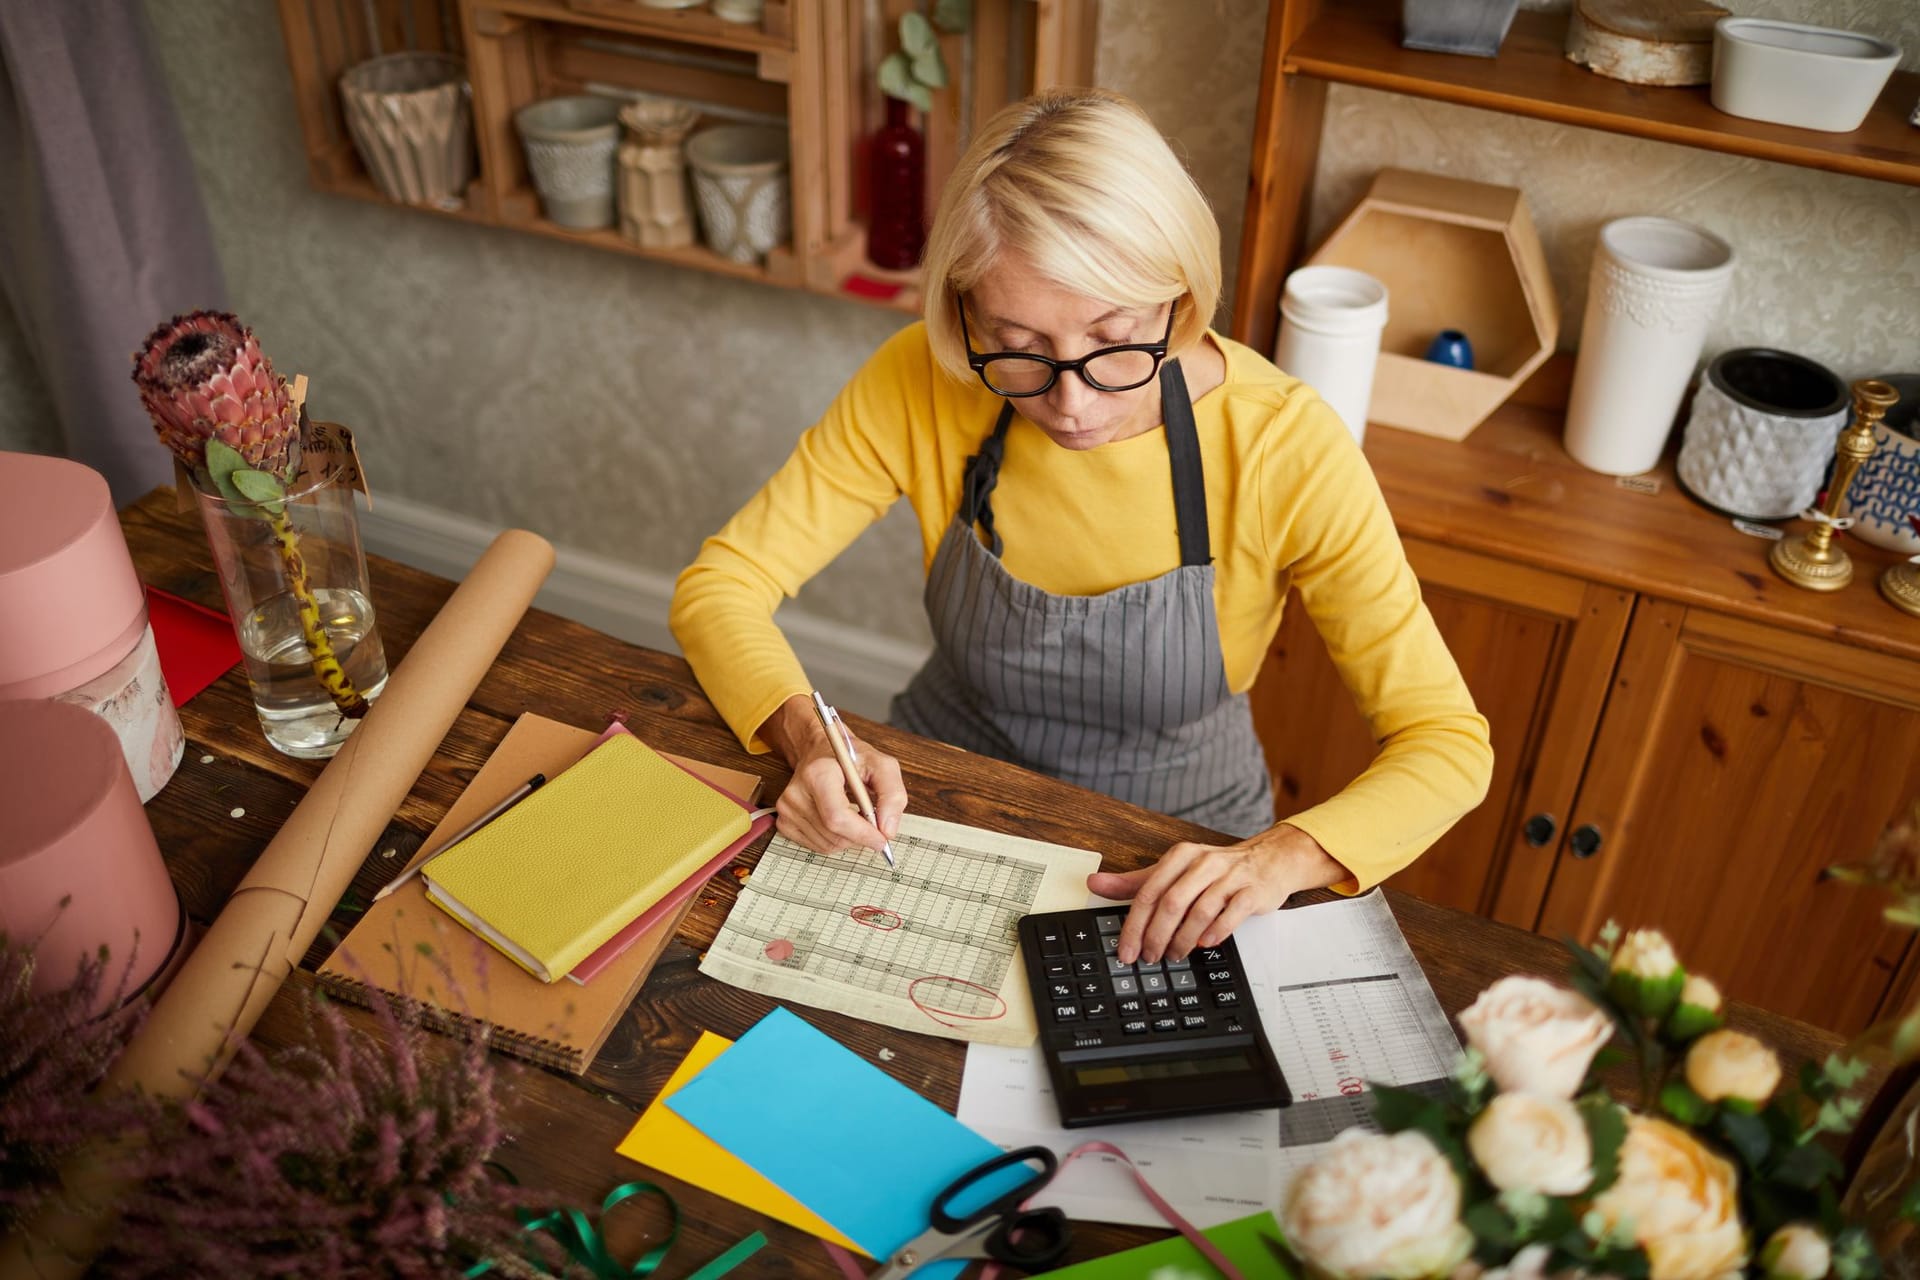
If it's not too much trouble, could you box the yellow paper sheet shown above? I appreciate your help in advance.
[616,1031,863,1253]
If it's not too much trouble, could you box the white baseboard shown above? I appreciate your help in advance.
[355,492,929,722]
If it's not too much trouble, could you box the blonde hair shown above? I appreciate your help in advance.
[921,88,1221,383]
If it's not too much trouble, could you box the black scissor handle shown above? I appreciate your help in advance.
[929,1145,1058,1234]
[983,1205,1071,1272]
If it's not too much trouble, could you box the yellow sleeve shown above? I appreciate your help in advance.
[1261,397,1494,893]
[669,328,925,753]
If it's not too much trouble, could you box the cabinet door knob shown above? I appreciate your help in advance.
[1570,824,1604,859]
[1523,814,1558,847]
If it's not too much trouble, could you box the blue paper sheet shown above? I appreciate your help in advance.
[666,1007,1034,1277]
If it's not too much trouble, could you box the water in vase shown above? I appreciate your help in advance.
[235,586,390,758]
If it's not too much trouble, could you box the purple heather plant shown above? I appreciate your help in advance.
[98,987,576,1280]
[0,929,146,1234]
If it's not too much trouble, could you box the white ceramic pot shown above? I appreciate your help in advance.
[1273,266,1389,446]
[685,125,789,264]
[1564,216,1735,476]
[1837,374,1920,553]
[515,95,622,229]
[1676,348,1849,521]
[1711,18,1902,133]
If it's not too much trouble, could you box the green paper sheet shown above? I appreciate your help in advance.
[1047,1211,1293,1279]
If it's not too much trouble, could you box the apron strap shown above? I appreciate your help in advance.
[1159,360,1211,568]
[959,360,1210,565]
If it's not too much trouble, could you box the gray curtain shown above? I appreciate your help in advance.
[0,0,227,506]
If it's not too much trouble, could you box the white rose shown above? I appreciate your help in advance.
[1589,1115,1747,1280]
[1283,1129,1475,1280]
[1685,1029,1782,1105]
[1456,977,1613,1099]
[1763,1225,1830,1280]
[1612,929,1681,981]
[1681,975,1722,1014]
[1467,1093,1593,1195]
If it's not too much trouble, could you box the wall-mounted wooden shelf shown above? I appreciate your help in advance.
[274,0,1097,316]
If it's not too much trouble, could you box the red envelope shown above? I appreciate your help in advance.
[144,585,241,707]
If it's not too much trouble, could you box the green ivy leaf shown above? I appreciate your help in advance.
[910,48,948,89]
[1825,1055,1870,1090]
[899,10,938,57]
[1660,1079,1714,1126]
[205,438,248,489]
[230,468,288,515]
[878,50,915,104]
[1718,1106,1772,1169]
[931,0,972,33]
[1580,1095,1627,1195]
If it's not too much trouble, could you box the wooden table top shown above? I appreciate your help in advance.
[120,489,1861,1274]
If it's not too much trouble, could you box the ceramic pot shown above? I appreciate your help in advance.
[1711,18,1902,133]
[617,99,700,249]
[1676,348,1849,521]
[686,125,789,264]
[515,95,622,229]
[1401,0,1521,56]
[1564,216,1735,475]
[1274,266,1390,445]
[1837,373,1920,553]
[339,51,474,208]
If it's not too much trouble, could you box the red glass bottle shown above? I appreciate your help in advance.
[866,96,925,271]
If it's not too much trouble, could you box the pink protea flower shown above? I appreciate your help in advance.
[131,310,300,479]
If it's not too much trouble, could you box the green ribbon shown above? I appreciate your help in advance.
[466,1172,767,1279]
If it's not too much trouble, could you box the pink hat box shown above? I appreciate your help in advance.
[0,698,185,1015]
[0,452,183,800]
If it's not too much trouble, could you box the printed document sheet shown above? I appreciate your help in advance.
[958,890,1459,1227]
[701,814,1101,1046]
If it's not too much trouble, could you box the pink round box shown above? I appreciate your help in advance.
[0,451,183,800]
[0,698,183,1013]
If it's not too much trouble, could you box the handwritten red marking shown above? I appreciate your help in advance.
[850,905,903,931]
[1338,1077,1365,1096]
[764,939,795,963]
[907,975,1007,1028]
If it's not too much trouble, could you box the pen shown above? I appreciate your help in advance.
[810,690,896,869]
[372,773,547,901]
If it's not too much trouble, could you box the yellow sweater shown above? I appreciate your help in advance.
[670,324,1492,891]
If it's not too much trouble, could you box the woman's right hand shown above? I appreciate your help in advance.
[759,693,908,856]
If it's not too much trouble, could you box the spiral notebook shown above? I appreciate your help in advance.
[318,713,766,1073]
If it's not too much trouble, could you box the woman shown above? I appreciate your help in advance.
[671,89,1492,968]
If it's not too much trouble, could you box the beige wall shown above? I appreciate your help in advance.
[1,0,1914,653]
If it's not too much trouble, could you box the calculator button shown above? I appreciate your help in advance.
[1163,955,1192,971]
[1111,976,1140,997]
[1053,1004,1080,1021]
[1214,990,1241,1007]
[1170,971,1197,992]
[1122,1018,1150,1035]
[1079,980,1103,998]
[1045,962,1069,978]
[1101,934,1120,955]
[1037,927,1067,958]
[1106,956,1134,976]
[1140,973,1168,994]
[1074,958,1099,977]
[1177,993,1203,1010]
[1083,1000,1110,1020]
[1050,982,1073,1001]
[1117,996,1143,1014]
[1182,1014,1208,1031]
[1151,1017,1180,1033]
[1198,946,1228,964]
[1095,913,1124,935]
[1204,967,1235,986]
[1069,927,1103,955]
[1147,995,1173,1013]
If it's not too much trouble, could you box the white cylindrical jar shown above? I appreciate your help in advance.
[1564,217,1735,475]
[1274,266,1389,445]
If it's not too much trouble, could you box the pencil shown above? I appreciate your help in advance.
[372,773,546,901]
[810,690,896,868]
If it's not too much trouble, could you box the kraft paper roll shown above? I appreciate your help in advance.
[0,529,555,1280]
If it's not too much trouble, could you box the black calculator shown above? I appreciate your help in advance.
[1017,907,1291,1127]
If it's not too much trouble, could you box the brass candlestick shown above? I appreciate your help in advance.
[1884,557,1920,618]
[1771,378,1900,591]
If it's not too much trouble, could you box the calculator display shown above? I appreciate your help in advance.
[1072,1049,1257,1088]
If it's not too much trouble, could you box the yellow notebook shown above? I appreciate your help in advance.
[422,732,752,983]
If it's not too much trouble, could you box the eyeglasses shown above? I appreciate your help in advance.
[958,297,1174,397]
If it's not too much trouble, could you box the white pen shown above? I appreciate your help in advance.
[810,690,896,868]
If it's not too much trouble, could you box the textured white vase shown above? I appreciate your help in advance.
[1675,350,1848,520]
[1564,217,1735,475]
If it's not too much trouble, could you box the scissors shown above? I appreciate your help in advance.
[870,1145,1072,1277]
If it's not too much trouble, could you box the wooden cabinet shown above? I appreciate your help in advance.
[273,0,1096,312]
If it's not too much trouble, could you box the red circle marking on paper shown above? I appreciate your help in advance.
[763,939,795,963]
[849,905,903,931]
[908,975,1008,1028]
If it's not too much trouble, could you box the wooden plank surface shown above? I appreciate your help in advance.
[122,489,1864,1273]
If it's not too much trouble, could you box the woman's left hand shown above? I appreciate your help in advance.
[1088,824,1350,965]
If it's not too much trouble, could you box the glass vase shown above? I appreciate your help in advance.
[866,96,925,271]
[194,470,389,759]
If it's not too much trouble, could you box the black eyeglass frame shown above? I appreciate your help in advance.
[957,296,1176,397]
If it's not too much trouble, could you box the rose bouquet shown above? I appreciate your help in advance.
[1279,925,1902,1280]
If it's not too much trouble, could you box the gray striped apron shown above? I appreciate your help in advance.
[890,362,1276,837]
